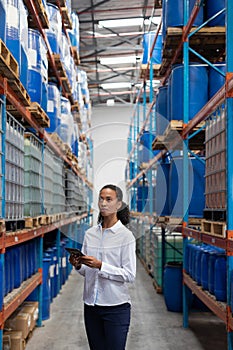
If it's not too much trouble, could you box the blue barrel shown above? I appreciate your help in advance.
[201,249,210,290]
[58,97,74,148]
[52,246,59,298]
[214,254,226,302]
[137,182,148,212]
[68,12,80,49]
[164,261,183,312]
[170,64,208,121]
[19,0,28,89]
[46,83,61,133]
[208,63,226,99]
[46,3,61,54]
[156,85,169,135]
[6,0,20,65]
[142,32,162,64]
[4,249,10,295]
[192,245,202,282]
[41,38,48,113]
[42,256,51,320]
[195,246,205,285]
[165,0,203,29]
[138,130,159,164]
[0,0,6,43]
[45,248,54,302]
[169,157,205,217]
[13,246,23,288]
[155,162,170,216]
[206,0,225,26]
[208,250,218,294]
[28,29,42,103]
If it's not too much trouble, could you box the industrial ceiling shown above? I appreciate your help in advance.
[71,0,162,105]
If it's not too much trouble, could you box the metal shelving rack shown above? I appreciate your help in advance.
[127,1,233,347]
[0,1,93,348]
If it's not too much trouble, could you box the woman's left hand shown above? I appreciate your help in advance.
[80,255,102,270]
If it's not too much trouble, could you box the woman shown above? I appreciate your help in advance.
[69,184,136,350]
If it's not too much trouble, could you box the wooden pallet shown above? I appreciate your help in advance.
[0,39,19,79]
[159,26,225,76]
[201,219,226,238]
[27,102,50,128]
[26,0,49,29]
[61,7,73,29]
[163,120,205,150]
[24,216,41,229]
[51,54,72,94]
[71,47,80,66]
[140,63,161,79]
[8,79,31,106]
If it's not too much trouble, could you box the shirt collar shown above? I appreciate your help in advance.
[98,220,122,233]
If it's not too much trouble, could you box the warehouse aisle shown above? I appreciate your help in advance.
[26,258,227,350]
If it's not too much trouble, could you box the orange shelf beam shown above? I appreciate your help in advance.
[184,272,227,323]
[1,272,42,324]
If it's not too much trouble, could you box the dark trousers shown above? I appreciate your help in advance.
[84,303,131,350]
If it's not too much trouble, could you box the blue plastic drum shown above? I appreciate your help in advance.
[6,0,20,65]
[164,261,183,312]
[206,0,225,26]
[0,0,6,43]
[170,64,208,121]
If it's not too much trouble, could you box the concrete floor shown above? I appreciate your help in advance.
[26,259,227,350]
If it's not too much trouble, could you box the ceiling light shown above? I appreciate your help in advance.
[99,56,140,65]
[106,99,115,106]
[98,17,161,28]
[101,82,132,89]
[98,18,144,28]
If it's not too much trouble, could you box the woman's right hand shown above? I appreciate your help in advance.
[69,254,82,270]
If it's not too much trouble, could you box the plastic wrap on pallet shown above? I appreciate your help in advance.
[60,33,71,75]
[6,0,20,66]
[68,12,80,49]
[45,3,62,55]
[0,0,6,43]
[5,112,24,220]
[19,0,28,89]
[58,97,74,148]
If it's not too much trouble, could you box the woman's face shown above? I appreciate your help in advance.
[98,188,121,217]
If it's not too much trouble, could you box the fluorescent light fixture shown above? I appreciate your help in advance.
[106,99,115,106]
[101,82,132,89]
[98,18,143,28]
[98,17,161,28]
[99,56,140,65]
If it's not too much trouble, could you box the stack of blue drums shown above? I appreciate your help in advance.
[185,244,226,302]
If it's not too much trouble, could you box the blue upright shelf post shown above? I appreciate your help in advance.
[56,229,61,297]
[226,1,233,348]
[0,91,6,346]
[183,0,190,329]
[37,235,43,327]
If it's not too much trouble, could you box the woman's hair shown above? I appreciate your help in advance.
[97,184,130,226]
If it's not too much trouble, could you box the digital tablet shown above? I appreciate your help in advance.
[65,247,85,257]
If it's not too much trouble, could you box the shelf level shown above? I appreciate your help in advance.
[183,272,227,323]
[0,272,42,325]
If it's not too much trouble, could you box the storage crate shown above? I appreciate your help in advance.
[52,154,65,213]
[5,112,24,219]
[44,145,54,215]
[24,133,42,217]
[205,109,226,210]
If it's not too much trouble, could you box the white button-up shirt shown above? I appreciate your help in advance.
[77,220,136,306]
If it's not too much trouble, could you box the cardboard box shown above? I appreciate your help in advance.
[4,312,31,339]
[20,302,39,331]
[3,331,25,350]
